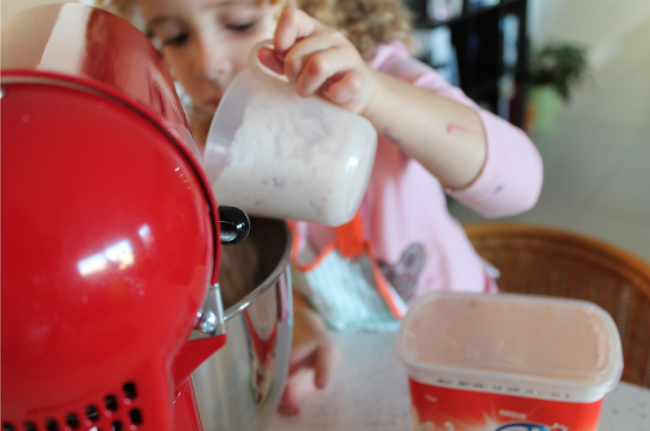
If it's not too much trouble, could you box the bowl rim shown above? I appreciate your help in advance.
[223,220,292,321]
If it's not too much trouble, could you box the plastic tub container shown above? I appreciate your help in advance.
[203,40,377,226]
[397,292,623,431]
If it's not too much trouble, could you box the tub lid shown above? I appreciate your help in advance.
[397,292,623,390]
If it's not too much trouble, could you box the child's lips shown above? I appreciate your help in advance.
[206,97,222,109]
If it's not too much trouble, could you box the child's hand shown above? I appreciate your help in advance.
[257,7,378,115]
[278,297,340,415]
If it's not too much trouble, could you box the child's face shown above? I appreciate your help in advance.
[138,0,281,118]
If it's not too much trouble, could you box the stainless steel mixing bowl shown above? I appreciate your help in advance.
[191,217,293,431]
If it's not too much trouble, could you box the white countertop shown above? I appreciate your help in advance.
[270,331,650,431]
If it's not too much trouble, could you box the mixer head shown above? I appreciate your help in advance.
[1,4,236,430]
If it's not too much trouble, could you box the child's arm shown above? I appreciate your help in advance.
[369,47,543,218]
[259,8,542,215]
[363,70,487,189]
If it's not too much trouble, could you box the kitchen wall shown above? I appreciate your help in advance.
[528,0,650,69]
[452,1,650,263]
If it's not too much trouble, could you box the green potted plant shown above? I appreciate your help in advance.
[528,43,589,132]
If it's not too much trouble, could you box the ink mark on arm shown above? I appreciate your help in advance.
[446,123,479,135]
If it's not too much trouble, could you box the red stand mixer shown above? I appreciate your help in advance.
[1,4,265,430]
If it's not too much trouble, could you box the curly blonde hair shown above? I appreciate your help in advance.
[93,0,413,58]
[297,0,412,58]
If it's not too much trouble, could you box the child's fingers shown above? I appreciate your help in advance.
[257,46,284,75]
[274,7,322,60]
[282,29,346,83]
[278,379,301,416]
[278,367,317,416]
[278,400,300,416]
[295,46,351,97]
[323,69,365,106]
[287,368,317,402]
[288,339,318,372]
[313,337,340,389]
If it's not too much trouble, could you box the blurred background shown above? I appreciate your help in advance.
[404,0,650,264]
[3,0,649,262]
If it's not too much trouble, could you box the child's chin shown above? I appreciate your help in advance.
[195,104,217,120]
[205,100,221,112]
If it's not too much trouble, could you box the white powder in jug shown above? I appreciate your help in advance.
[211,89,375,225]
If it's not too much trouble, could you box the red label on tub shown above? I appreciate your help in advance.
[409,379,603,431]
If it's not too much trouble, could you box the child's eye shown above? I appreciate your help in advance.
[226,21,257,33]
[163,33,190,46]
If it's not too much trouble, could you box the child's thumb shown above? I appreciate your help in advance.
[257,46,284,75]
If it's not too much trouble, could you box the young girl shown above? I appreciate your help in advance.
[97,0,543,416]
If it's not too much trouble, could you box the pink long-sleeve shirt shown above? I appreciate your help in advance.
[296,43,543,304]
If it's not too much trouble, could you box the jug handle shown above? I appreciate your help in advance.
[248,39,290,87]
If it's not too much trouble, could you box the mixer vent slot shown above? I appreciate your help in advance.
[85,406,100,423]
[2,382,143,431]
[66,414,80,429]
[123,382,137,400]
[128,410,142,426]
[104,396,118,412]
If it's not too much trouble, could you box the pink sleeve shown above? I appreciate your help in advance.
[372,44,543,218]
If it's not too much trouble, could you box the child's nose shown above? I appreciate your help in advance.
[194,36,232,84]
